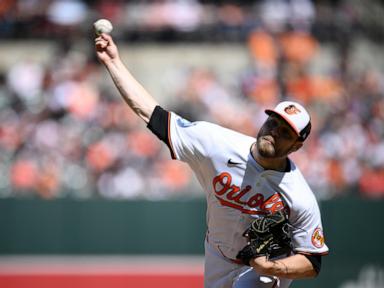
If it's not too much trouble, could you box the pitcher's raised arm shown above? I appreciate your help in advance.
[95,33,159,123]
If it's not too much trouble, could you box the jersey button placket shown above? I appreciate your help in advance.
[255,174,264,187]
[257,173,269,189]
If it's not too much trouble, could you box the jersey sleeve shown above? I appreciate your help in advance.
[147,106,215,164]
[167,112,215,164]
[291,200,329,256]
[147,105,173,155]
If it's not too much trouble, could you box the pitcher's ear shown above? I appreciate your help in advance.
[291,142,303,153]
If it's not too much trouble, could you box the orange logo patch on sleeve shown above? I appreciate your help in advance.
[311,227,325,248]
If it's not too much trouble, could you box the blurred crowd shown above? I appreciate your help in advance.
[2,0,384,42]
[0,0,384,200]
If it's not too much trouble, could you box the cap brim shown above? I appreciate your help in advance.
[265,109,300,135]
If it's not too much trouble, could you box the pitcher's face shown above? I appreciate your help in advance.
[256,115,301,158]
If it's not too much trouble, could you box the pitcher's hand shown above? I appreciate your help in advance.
[95,33,119,65]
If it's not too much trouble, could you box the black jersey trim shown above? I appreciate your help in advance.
[147,105,176,159]
[301,254,322,275]
[167,111,177,159]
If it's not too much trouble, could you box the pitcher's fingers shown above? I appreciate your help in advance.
[95,38,107,45]
[95,40,107,49]
[101,33,114,44]
[95,36,103,42]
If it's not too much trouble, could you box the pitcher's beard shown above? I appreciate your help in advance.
[256,138,277,158]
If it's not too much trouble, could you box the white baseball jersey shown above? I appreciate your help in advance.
[159,111,328,288]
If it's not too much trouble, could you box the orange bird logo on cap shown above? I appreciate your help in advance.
[284,105,301,115]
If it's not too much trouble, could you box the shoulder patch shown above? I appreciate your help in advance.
[177,118,196,128]
[311,227,325,248]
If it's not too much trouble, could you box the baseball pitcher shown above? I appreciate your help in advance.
[95,33,328,288]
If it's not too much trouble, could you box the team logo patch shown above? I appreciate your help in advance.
[311,227,325,248]
[284,105,301,115]
[177,118,196,128]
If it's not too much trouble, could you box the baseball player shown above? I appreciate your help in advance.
[95,33,328,288]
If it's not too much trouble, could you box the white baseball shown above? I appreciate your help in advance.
[94,19,113,35]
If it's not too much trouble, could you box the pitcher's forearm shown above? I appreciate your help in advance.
[105,58,159,123]
[250,254,317,279]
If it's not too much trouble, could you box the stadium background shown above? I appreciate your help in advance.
[0,0,383,287]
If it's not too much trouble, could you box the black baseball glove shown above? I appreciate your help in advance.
[236,210,292,265]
